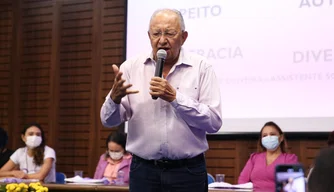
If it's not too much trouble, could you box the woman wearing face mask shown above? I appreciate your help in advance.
[94,132,132,183]
[0,123,56,183]
[238,121,298,191]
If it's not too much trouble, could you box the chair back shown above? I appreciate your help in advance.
[56,172,66,184]
[207,173,215,184]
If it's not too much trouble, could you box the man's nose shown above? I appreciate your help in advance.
[158,35,168,45]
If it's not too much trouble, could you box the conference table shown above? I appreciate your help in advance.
[42,183,253,192]
[1,181,254,192]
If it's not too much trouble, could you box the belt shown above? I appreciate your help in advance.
[132,153,205,168]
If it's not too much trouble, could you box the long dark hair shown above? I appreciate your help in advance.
[104,131,127,158]
[0,127,8,152]
[308,148,334,192]
[327,131,334,146]
[21,123,45,166]
[257,121,288,153]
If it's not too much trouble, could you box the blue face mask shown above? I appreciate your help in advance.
[261,135,280,150]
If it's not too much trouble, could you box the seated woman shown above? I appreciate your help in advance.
[0,127,14,168]
[308,147,334,192]
[238,121,298,191]
[94,132,132,183]
[0,123,56,183]
[307,130,334,179]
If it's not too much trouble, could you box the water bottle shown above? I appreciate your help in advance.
[116,170,124,185]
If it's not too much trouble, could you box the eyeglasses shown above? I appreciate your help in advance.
[149,30,181,39]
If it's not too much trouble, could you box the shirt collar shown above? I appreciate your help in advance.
[144,48,193,67]
[107,157,122,165]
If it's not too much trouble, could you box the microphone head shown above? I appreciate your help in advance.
[157,49,167,59]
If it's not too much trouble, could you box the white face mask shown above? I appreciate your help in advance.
[109,151,123,160]
[25,135,42,149]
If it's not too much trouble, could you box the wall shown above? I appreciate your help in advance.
[0,0,125,177]
[0,0,13,142]
[0,0,328,183]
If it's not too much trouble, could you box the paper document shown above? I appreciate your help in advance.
[64,176,108,183]
[209,182,253,190]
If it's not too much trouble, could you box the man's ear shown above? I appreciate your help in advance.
[181,31,188,45]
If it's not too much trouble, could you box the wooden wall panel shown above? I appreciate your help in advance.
[57,0,94,177]
[300,140,327,174]
[95,0,127,158]
[17,0,53,140]
[206,141,237,183]
[0,0,13,135]
[100,0,125,90]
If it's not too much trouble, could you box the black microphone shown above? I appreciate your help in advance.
[152,49,167,100]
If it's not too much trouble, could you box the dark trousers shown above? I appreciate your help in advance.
[129,154,208,192]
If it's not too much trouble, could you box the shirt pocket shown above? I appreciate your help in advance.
[176,86,199,100]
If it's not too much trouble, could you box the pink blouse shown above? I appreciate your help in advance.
[238,152,298,191]
[103,158,121,182]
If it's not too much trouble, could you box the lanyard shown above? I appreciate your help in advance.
[23,147,37,174]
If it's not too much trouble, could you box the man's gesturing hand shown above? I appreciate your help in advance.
[110,64,139,104]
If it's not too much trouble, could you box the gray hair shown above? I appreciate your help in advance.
[149,9,185,31]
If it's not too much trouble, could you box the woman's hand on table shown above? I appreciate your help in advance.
[11,170,26,179]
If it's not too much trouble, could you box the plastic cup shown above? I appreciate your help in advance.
[215,174,225,182]
[74,170,83,177]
